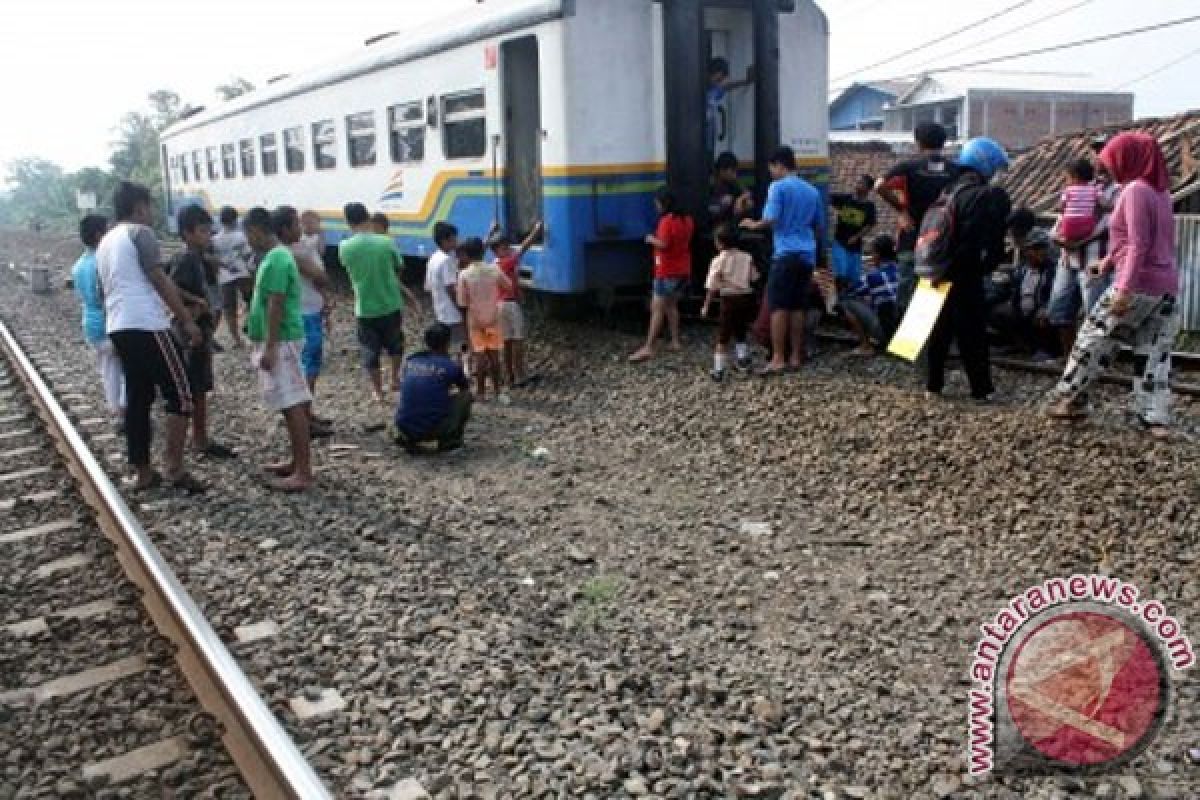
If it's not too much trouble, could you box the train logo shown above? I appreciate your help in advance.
[379,170,405,208]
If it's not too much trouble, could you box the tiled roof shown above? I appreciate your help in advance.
[1000,109,1200,212]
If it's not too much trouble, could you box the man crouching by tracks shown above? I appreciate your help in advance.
[243,207,315,492]
[97,182,207,493]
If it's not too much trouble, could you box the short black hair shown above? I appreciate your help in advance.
[768,146,796,171]
[424,322,451,352]
[113,181,152,221]
[655,186,679,215]
[713,222,739,250]
[869,233,897,261]
[708,57,730,77]
[79,214,107,249]
[218,206,238,227]
[434,221,459,248]
[1006,208,1037,237]
[714,151,739,173]
[858,174,875,188]
[459,236,485,263]
[271,205,299,237]
[914,122,948,150]
[343,202,369,227]
[1067,157,1095,183]
[371,212,390,231]
[177,204,213,235]
[488,232,512,251]
[243,207,272,234]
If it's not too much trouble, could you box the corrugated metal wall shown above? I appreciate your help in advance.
[1178,215,1200,332]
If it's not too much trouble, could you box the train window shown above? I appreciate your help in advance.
[260,133,279,175]
[221,143,237,179]
[312,120,337,170]
[180,157,189,184]
[206,147,220,181]
[284,126,305,173]
[442,89,486,160]
[388,102,425,163]
[346,112,376,167]
[192,150,203,182]
[240,139,256,177]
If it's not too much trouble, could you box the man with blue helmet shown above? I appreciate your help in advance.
[925,137,1013,404]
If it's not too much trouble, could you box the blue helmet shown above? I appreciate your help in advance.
[957,137,1010,179]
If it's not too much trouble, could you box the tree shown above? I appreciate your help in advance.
[1,158,74,225]
[215,77,255,102]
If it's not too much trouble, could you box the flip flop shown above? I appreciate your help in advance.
[267,476,313,493]
[628,350,654,363]
[758,366,787,377]
[1046,403,1089,421]
[131,471,162,492]
[166,472,208,494]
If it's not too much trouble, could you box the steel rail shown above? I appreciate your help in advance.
[0,319,332,800]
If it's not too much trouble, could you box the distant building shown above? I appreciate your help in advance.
[829,80,916,132]
[883,71,1134,151]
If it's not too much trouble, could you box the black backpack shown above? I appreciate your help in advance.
[915,182,971,281]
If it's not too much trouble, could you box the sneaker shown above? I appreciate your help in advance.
[710,369,725,383]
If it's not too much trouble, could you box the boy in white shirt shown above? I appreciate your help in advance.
[424,221,468,368]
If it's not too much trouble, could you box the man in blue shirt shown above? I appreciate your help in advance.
[741,146,825,373]
[71,214,126,426]
[393,323,473,453]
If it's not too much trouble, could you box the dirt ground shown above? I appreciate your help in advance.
[2,229,1197,799]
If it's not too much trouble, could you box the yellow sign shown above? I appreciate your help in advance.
[887,279,952,362]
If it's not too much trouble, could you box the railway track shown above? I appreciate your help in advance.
[0,319,330,799]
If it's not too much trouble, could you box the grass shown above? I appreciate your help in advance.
[570,575,625,631]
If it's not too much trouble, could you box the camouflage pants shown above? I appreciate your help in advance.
[1050,288,1179,425]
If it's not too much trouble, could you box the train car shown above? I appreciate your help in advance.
[159,0,829,295]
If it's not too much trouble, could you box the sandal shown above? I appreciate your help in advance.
[166,472,208,494]
[201,442,237,459]
[1046,401,1089,421]
[1132,417,1173,440]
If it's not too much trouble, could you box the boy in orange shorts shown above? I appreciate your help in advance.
[456,237,511,399]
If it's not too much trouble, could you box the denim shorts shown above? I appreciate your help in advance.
[653,277,688,299]
[301,313,324,379]
[766,254,814,312]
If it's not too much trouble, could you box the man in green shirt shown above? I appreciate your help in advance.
[245,206,313,492]
[338,202,417,409]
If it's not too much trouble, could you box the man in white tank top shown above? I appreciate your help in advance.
[97,182,206,492]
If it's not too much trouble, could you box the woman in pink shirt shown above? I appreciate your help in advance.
[1046,133,1180,437]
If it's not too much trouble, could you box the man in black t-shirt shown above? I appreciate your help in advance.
[830,174,877,288]
[876,122,958,311]
[170,205,235,460]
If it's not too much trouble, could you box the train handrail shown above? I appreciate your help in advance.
[0,319,331,800]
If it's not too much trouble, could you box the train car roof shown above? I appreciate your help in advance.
[161,0,565,140]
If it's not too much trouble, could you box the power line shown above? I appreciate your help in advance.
[889,13,1200,80]
[906,0,1099,73]
[832,0,1035,82]
[1112,44,1200,90]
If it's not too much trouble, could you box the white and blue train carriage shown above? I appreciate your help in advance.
[159,0,829,295]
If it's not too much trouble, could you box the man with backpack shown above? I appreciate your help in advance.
[876,122,958,314]
[920,137,1013,403]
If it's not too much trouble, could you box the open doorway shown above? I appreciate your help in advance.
[501,36,543,239]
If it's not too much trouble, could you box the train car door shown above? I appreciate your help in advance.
[501,36,542,238]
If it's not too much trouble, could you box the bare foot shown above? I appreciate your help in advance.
[629,347,655,363]
[269,474,313,493]
[263,461,294,477]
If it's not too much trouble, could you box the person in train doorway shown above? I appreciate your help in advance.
[96,181,207,493]
[830,174,878,291]
[740,146,825,374]
[706,58,753,160]
[392,323,473,454]
[924,137,1013,404]
[876,122,958,315]
[339,202,417,413]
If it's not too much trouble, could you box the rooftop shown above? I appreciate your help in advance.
[894,69,1132,106]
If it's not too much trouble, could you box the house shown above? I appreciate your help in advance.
[829,80,916,132]
[883,71,1134,151]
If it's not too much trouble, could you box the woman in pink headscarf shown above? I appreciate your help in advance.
[1046,132,1180,437]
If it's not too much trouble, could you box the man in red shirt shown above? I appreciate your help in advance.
[487,220,543,387]
[631,188,695,362]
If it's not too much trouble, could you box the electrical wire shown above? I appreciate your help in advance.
[1112,44,1200,90]
[831,0,1035,82]
[890,13,1200,80]
[905,0,1099,73]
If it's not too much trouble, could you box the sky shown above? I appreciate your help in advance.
[1,0,1198,173]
